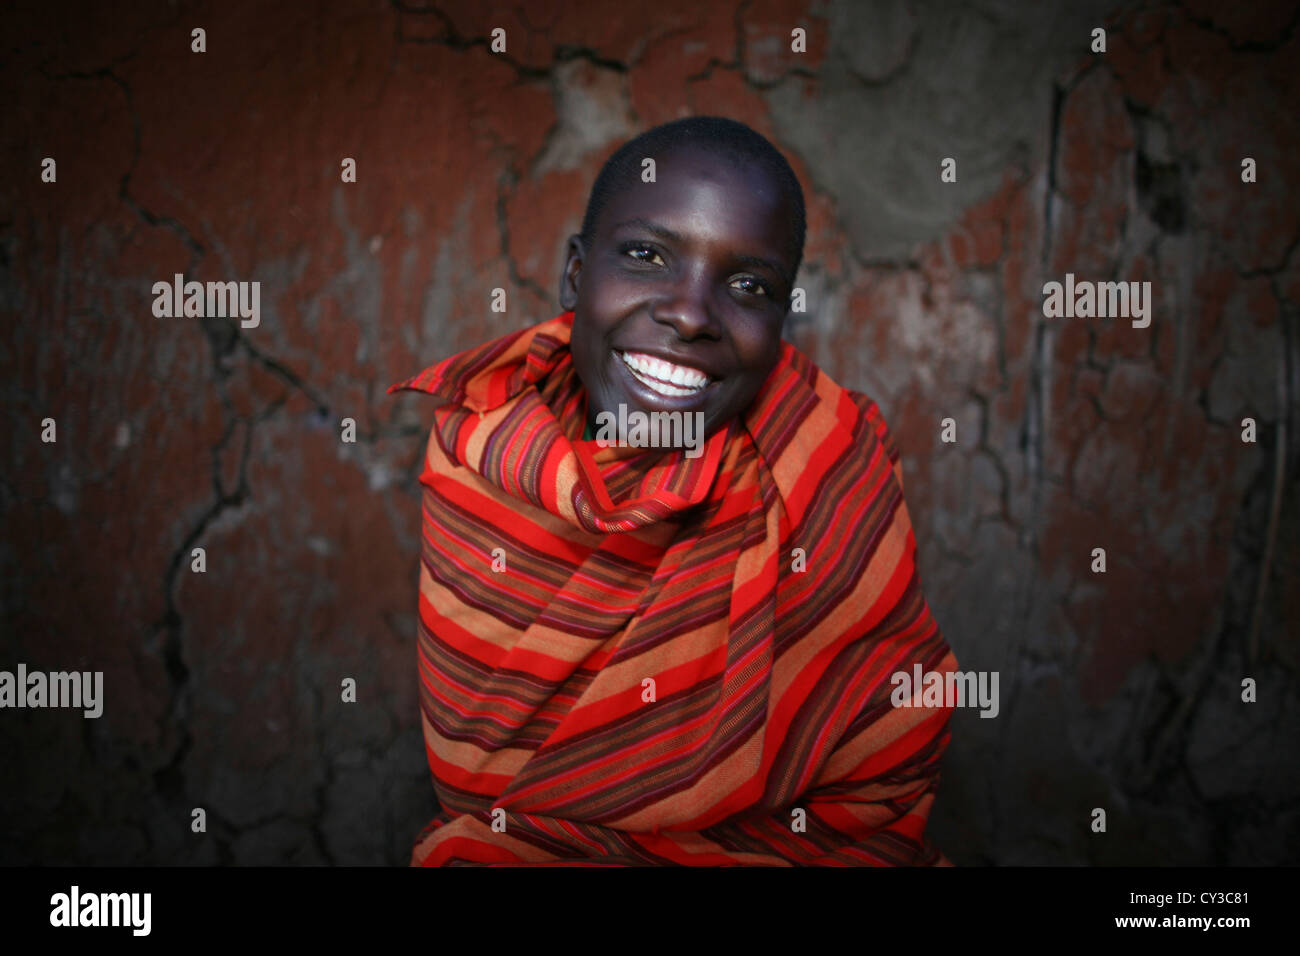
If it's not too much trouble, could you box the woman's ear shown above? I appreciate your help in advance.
[558,234,585,311]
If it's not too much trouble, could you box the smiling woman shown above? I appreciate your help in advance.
[387,116,959,866]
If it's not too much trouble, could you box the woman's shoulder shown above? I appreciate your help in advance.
[779,341,901,465]
[842,387,901,463]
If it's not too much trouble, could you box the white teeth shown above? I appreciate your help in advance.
[618,351,709,397]
[618,351,709,390]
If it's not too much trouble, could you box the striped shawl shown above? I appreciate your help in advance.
[387,310,958,865]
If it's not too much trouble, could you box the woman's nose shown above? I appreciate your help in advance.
[650,272,720,339]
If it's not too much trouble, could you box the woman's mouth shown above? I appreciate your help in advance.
[615,350,712,398]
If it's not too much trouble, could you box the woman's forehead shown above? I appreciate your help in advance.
[629,147,780,208]
[599,151,793,258]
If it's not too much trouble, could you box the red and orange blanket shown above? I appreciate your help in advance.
[387,310,958,865]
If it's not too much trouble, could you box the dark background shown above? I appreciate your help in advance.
[2,0,1297,865]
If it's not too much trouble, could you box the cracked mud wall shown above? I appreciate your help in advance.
[1,0,1296,865]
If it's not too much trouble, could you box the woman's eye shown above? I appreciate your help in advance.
[732,276,770,297]
[624,244,664,265]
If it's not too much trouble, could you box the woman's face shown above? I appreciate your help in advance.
[560,145,798,439]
